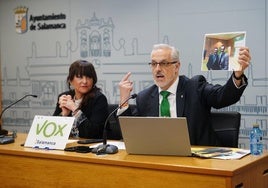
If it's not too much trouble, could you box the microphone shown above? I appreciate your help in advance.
[0,94,38,136]
[92,93,137,155]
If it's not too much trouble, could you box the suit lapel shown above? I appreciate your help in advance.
[176,76,186,117]
[150,88,159,116]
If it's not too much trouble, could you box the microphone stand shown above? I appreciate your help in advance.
[92,94,137,155]
[0,94,38,136]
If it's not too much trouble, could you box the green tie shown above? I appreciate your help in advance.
[160,91,170,117]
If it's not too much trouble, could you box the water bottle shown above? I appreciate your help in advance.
[250,124,263,156]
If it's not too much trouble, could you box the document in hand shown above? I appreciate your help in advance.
[202,31,246,71]
[191,147,250,160]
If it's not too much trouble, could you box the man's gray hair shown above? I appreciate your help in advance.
[151,44,180,62]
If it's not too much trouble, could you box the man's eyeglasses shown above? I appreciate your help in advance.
[148,61,177,68]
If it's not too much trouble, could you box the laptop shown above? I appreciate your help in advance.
[118,116,192,156]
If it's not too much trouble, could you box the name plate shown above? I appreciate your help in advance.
[24,115,74,150]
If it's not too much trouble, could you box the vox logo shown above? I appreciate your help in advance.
[36,120,67,138]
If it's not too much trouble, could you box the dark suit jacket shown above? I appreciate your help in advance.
[218,52,229,70]
[207,53,220,70]
[122,75,247,146]
[53,90,109,139]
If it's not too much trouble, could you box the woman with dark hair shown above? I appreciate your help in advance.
[53,60,109,139]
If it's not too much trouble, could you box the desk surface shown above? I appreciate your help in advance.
[1,133,268,188]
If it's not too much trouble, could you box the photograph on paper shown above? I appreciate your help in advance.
[201,31,246,71]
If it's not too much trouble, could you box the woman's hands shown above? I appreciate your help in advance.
[58,95,77,116]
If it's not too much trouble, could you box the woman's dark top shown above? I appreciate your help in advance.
[53,90,109,139]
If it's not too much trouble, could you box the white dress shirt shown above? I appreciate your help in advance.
[158,77,179,118]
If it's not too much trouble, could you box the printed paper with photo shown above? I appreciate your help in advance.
[201,31,246,71]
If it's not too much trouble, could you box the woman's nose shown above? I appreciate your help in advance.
[81,76,87,83]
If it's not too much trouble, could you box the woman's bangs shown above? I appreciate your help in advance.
[76,65,92,78]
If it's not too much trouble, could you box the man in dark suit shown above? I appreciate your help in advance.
[206,48,220,70]
[118,44,251,146]
[218,45,229,70]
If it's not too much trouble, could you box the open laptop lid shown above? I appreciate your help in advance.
[118,116,192,156]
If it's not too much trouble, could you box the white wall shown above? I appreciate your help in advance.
[0,0,267,149]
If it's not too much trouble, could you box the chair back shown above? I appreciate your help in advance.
[211,111,241,148]
[106,104,122,140]
[107,104,136,140]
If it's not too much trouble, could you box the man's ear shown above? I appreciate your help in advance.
[176,62,180,70]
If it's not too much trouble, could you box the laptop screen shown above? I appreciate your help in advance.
[118,116,192,156]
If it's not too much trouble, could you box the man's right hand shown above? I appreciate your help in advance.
[119,72,133,105]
